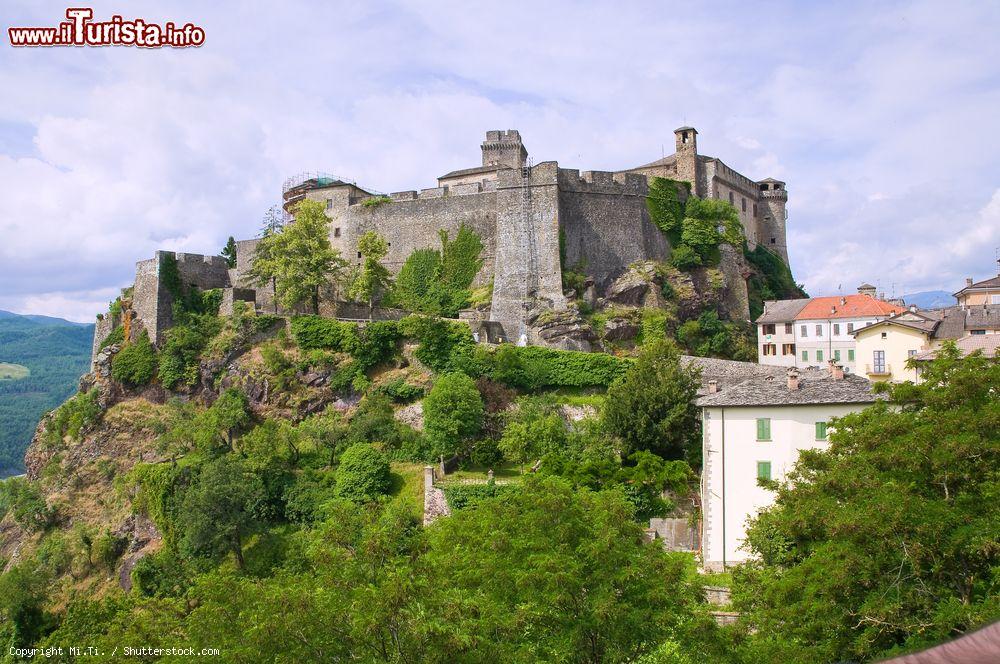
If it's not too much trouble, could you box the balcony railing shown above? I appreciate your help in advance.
[865,363,892,377]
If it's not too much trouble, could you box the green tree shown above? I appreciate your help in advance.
[419,476,710,661]
[423,372,484,458]
[201,388,251,453]
[733,344,1000,663]
[221,236,238,268]
[499,410,566,472]
[335,443,391,504]
[249,199,348,314]
[177,457,266,569]
[348,231,393,317]
[0,562,54,653]
[603,339,700,461]
[110,331,157,386]
[247,206,284,313]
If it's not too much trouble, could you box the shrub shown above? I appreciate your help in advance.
[669,244,702,269]
[158,314,222,389]
[335,444,391,504]
[442,480,519,510]
[100,325,125,350]
[423,372,484,458]
[290,316,356,352]
[399,315,476,372]
[348,321,400,369]
[111,332,157,386]
[377,377,424,403]
[131,549,191,598]
[46,389,102,445]
[1,478,57,532]
[488,346,631,389]
[92,531,127,569]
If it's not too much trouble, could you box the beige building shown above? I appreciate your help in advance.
[852,304,1000,382]
[954,262,1000,307]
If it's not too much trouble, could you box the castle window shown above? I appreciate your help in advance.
[326,199,333,210]
[742,198,747,212]
[770,238,776,244]
[358,251,362,258]
[728,192,734,204]
[753,203,758,216]
[334,227,341,238]
[682,131,689,143]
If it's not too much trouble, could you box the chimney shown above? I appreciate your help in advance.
[707,380,718,394]
[828,360,844,380]
[840,297,847,306]
[909,304,917,312]
[787,368,800,391]
[966,278,973,287]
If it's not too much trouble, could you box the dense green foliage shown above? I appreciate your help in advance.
[603,339,700,461]
[334,443,392,503]
[248,199,349,313]
[109,332,157,386]
[423,372,484,458]
[744,243,808,320]
[676,311,755,361]
[733,346,1000,662]
[488,345,631,389]
[646,177,689,243]
[389,225,485,317]
[0,312,92,477]
[646,179,744,269]
[441,480,519,510]
[348,231,393,314]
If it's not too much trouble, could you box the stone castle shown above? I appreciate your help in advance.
[92,127,789,361]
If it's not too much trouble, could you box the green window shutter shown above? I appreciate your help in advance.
[756,418,770,441]
[834,350,841,361]
[802,350,808,361]
[848,349,855,362]
[817,350,824,362]
[757,461,772,481]
[815,422,828,440]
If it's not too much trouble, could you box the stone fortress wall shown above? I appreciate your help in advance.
[93,127,790,363]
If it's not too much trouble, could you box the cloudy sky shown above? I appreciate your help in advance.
[2,0,999,321]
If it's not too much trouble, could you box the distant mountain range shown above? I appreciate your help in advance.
[0,310,94,478]
[900,291,956,310]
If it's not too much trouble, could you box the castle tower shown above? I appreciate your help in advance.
[674,126,699,195]
[482,130,528,170]
[757,178,789,263]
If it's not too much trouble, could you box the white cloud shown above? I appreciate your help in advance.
[0,0,999,319]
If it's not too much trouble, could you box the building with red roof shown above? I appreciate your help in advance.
[756,286,906,373]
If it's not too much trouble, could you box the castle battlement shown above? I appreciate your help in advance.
[760,188,788,200]
[558,168,649,196]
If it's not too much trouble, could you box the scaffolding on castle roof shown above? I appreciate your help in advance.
[281,171,384,197]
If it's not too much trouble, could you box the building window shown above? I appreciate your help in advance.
[782,343,795,355]
[873,350,886,374]
[729,191,734,204]
[762,323,776,335]
[762,343,777,356]
[992,294,1000,304]
[326,199,333,210]
[770,237,776,244]
[334,227,341,238]
[848,349,855,362]
[817,350,824,362]
[834,349,841,361]
[815,422,828,441]
[816,324,823,336]
[753,203,758,216]
[802,350,808,362]
[970,329,986,335]
[756,461,772,481]
[756,418,771,441]
[908,349,917,358]
[800,325,808,337]
[785,322,793,334]
[742,198,747,212]
[881,332,887,339]
[357,251,362,259]
[847,322,854,334]
[833,323,840,335]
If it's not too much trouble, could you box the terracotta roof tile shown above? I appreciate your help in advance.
[796,294,906,321]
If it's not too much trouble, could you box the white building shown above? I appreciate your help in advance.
[757,288,905,373]
[697,364,879,570]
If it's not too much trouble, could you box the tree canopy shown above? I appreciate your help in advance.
[732,344,1000,663]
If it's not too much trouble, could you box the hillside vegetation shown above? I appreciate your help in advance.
[0,312,93,478]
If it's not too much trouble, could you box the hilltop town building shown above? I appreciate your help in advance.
[954,261,1000,307]
[697,364,880,569]
[756,287,905,373]
[93,128,791,364]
